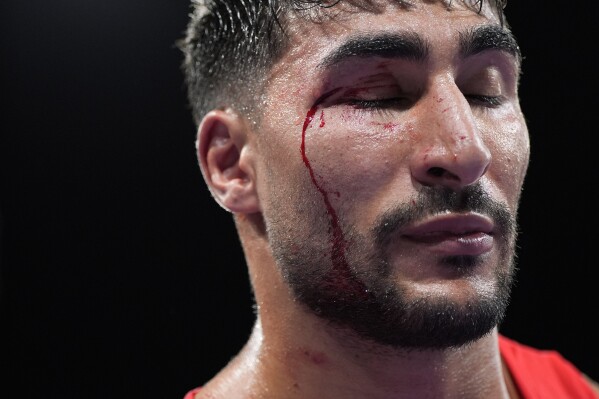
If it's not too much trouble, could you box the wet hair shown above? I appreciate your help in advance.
[179,0,508,126]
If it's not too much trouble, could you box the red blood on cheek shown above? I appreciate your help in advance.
[300,88,367,298]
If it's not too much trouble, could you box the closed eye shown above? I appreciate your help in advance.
[466,94,504,107]
[346,97,412,110]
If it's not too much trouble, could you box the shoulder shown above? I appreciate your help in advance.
[583,377,599,398]
[498,334,566,364]
[499,334,599,398]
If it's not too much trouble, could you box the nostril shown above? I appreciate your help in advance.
[427,167,459,182]
[428,167,445,177]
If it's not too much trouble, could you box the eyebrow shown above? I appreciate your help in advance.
[459,25,521,63]
[319,32,429,68]
[319,25,521,69]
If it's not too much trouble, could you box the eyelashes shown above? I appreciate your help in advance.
[341,96,414,118]
[346,97,411,109]
[339,93,505,116]
[465,94,505,107]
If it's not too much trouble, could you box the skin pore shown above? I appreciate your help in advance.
[196,1,534,398]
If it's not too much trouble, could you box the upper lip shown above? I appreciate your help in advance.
[401,212,495,238]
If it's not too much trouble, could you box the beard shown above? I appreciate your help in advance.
[267,183,518,350]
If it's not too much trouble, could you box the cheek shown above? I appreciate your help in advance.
[482,110,530,204]
[301,108,413,204]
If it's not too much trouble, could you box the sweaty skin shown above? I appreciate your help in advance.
[196,1,535,398]
[255,0,524,349]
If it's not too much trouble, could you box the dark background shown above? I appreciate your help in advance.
[1,1,597,398]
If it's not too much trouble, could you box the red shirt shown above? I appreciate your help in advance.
[499,334,597,398]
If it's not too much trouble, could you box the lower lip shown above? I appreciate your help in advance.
[403,232,494,256]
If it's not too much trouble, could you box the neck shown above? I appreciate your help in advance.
[243,312,512,399]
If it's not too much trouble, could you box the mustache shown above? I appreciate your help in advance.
[373,183,516,247]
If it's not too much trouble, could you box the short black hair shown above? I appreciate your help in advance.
[179,0,508,126]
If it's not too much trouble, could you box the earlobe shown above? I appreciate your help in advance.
[197,110,260,214]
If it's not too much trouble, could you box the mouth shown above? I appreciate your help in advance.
[401,212,495,256]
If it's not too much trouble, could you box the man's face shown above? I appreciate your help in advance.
[251,1,529,349]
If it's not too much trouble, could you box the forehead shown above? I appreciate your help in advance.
[269,0,504,82]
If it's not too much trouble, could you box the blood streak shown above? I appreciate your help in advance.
[300,88,367,297]
[371,121,399,132]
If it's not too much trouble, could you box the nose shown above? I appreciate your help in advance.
[410,83,491,191]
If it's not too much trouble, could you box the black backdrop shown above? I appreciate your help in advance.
[1,1,597,398]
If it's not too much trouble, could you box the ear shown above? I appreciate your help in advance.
[196,109,260,214]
